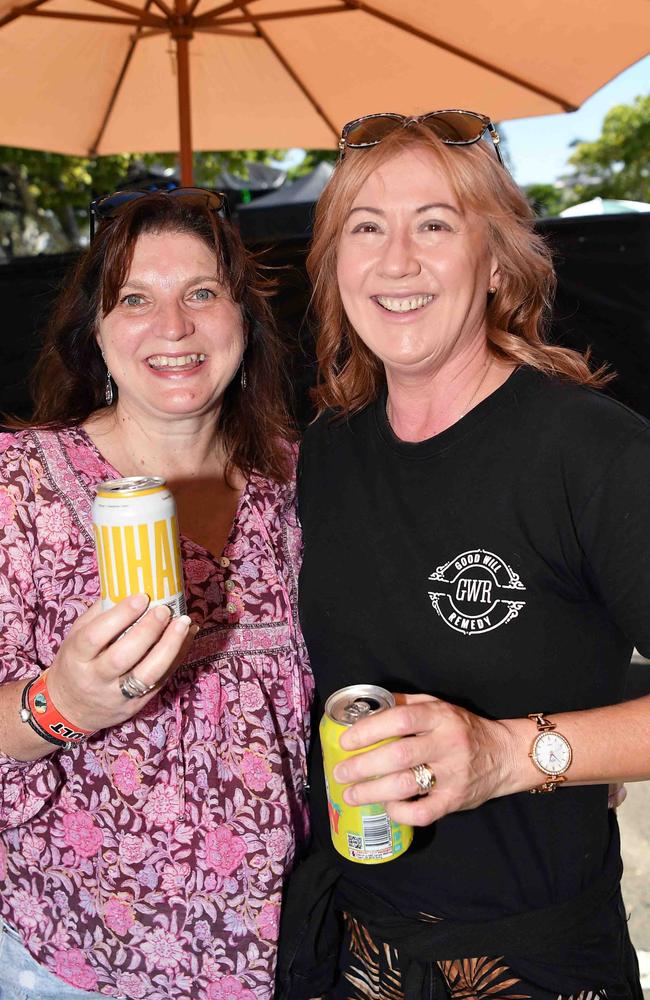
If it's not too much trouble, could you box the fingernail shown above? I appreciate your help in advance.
[333,764,348,783]
[130,593,149,610]
[190,624,200,637]
[153,604,172,622]
[343,787,356,805]
[173,614,192,632]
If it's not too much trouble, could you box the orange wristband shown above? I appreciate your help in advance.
[27,671,94,744]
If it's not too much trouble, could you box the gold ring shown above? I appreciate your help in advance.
[410,763,436,795]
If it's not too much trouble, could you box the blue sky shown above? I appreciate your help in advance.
[502,55,649,187]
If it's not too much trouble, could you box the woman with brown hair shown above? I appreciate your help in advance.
[0,190,312,999]
[279,114,648,999]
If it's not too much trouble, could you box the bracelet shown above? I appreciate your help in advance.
[19,672,94,750]
[20,680,72,748]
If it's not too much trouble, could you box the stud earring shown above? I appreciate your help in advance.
[488,286,497,295]
[105,371,114,406]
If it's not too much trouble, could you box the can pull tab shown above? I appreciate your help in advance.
[344,697,381,722]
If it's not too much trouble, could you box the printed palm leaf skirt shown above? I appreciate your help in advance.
[317,914,608,1000]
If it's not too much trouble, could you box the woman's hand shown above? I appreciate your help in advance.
[608,782,627,809]
[333,694,519,827]
[46,595,197,735]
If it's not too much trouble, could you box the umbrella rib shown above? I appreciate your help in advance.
[89,0,156,155]
[194,24,257,34]
[86,0,166,23]
[13,0,165,26]
[148,0,173,15]
[0,0,50,27]
[237,1,340,141]
[136,25,178,35]
[348,0,577,111]
[24,9,150,24]
[195,5,350,27]
[187,0,258,18]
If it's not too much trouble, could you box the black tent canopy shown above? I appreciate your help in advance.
[236,163,334,244]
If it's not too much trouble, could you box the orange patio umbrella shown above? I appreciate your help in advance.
[0,0,647,185]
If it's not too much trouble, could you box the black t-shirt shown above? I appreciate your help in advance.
[298,366,650,983]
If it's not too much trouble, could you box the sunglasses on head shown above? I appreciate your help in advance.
[89,186,228,240]
[338,110,503,165]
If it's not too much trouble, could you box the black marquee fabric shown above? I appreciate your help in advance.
[0,241,317,426]
[1,214,648,425]
[537,214,650,418]
[0,251,79,421]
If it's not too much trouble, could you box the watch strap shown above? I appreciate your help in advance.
[528,712,556,732]
[530,773,567,794]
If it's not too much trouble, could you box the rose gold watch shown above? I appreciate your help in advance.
[528,712,572,793]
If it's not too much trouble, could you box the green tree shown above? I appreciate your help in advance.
[0,148,175,255]
[195,148,284,185]
[564,94,650,203]
[286,148,337,179]
[523,182,568,218]
[0,147,283,256]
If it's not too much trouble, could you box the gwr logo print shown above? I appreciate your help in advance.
[427,549,526,636]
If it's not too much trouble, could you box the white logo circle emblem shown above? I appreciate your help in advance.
[427,549,526,636]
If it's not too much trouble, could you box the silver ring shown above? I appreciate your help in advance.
[410,763,436,795]
[119,674,156,699]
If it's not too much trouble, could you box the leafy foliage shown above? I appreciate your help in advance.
[0,147,282,257]
[565,94,650,202]
[523,94,650,217]
[523,182,568,219]
[285,148,337,179]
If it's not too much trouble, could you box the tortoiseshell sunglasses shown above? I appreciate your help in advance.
[338,110,503,166]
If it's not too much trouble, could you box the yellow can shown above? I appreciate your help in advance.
[92,477,186,618]
[320,684,413,864]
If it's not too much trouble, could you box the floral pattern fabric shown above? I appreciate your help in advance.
[0,426,314,1000]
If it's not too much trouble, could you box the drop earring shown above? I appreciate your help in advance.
[98,344,114,406]
[240,362,247,391]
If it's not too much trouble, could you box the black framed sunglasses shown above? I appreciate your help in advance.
[89,186,229,240]
[338,110,503,166]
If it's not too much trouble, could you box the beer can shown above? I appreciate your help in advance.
[92,477,186,617]
[320,684,413,864]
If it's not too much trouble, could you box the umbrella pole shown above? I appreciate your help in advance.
[174,5,193,186]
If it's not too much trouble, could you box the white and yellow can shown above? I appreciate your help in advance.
[92,477,186,617]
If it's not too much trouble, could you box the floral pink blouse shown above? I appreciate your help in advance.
[0,426,313,1000]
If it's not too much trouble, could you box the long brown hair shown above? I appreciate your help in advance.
[24,193,294,483]
[308,125,608,415]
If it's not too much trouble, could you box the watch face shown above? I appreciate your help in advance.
[532,732,572,776]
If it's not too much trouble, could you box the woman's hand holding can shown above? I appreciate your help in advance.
[333,693,518,827]
[45,595,197,735]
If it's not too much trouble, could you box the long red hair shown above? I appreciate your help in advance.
[307,125,608,415]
